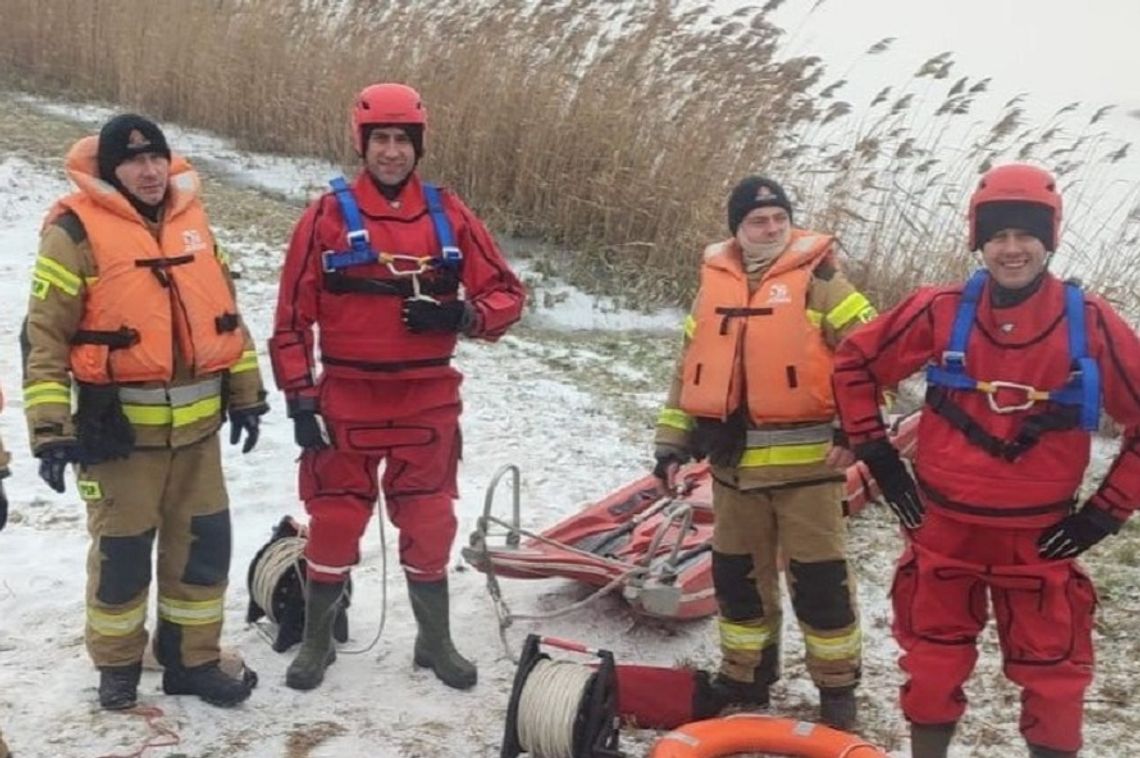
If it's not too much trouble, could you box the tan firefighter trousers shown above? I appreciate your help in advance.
[712,478,861,690]
[79,435,231,670]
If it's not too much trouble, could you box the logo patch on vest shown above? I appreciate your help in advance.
[182,229,207,253]
[764,282,792,305]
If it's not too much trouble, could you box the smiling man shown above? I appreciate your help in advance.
[832,163,1140,757]
[269,83,524,693]
[22,114,267,710]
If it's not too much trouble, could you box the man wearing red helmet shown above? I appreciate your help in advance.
[269,83,524,691]
[832,163,1140,757]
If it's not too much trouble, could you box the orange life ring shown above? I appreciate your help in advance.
[647,714,890,758]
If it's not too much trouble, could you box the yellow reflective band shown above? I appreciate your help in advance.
[804,628,862,661]
[87,601,147,637]
[31,276,50,300]
[122,395,222,427]
[24,381,71,408]
[826,293,876,329]
[657,407,695,432]
[77,480,104,501]
[172,395,222,427]
[158,596,224,626]
[683,314,697,339]
[739,441,831,467]
[231,350,258,374]
[806,309,823,328]
[215,246,231,266]
[718,619,773,651]
[34,256,82,296]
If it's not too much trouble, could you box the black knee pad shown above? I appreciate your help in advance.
[788,558,855,630]
[96,529,156,605]
[712,551,763,620]
[182,510,232,587]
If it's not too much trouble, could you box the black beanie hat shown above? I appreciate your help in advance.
[727,176,794,234]
[361,123,425,162]
[96,113,171,184]
[973,200,1055,252]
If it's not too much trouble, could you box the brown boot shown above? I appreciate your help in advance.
[1027,744,1077,758]
[910,722,956,758]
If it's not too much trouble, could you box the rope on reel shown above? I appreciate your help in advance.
[501,634,624,758]
[250,536,306,626]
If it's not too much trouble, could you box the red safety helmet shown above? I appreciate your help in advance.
[968,163,1062,251]
[350,83,427,155]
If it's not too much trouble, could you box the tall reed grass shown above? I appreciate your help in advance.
[0,0,1135,313]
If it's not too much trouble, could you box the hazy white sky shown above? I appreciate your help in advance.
[767,0,1139,127]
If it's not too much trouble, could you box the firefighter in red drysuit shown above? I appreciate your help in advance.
[269,83,524,692]
[833,163,1140,758]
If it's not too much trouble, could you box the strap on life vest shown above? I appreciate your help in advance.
[321,178,463,273]
[924,270,1101,460]
[422,183,462,269]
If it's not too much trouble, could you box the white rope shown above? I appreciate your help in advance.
[251,536,307,625]
[516,659,594,758]
[250,510,388,656]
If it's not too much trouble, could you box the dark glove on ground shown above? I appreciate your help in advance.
[36,441,84,494]
[0,474,8,531]
[855,438,924,529]
[1037,504,1122,559]
[292,410,329,450]
[652,446,690,491]
[229,406,267,454]
[402,299,470,334]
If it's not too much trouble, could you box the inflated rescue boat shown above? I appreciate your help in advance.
[463,413,918,621]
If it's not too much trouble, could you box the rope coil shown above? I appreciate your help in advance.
[516,659,596,758]
[250,536,306,625]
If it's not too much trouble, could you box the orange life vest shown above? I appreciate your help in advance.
[679,229,836,424]
[47,137,243,384]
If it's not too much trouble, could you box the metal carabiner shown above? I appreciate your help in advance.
[982,380,1046,414]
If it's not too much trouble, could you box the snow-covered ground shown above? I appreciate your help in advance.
[1,95,1136,758]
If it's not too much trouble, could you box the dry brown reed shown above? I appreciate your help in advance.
[0,0,1136,313]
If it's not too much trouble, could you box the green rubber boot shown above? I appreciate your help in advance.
[408,578,477,690]
[285,579,344,691]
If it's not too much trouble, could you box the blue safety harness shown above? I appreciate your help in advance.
[320,177,462,274]
[923,269,1100,460]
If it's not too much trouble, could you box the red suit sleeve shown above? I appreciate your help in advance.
[832,286,946,445]
[449,194,525,340]
[268,196,328,406]
[1085,297,1140,522]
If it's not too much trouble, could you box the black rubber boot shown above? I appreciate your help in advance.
[408,579,477,690]
[285,579,344,691]
[709,673,770,711]
[910,722,957,758]
[1027,744,1077,758]
[162,661,257,707]
[819,684,857,731]
[98,662,142,710]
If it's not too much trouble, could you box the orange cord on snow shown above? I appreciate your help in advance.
[96,705,181,758]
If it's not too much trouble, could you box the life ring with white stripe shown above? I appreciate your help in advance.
[647,714,890,757]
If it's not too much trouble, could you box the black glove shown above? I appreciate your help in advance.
[0,473,8,531]
[855,439,924,529]
[292,410,329,450]
[36,441,84,494]
[75,383,135,463]
[402,298,470,334]
[652,446,690,491]
[229,406,266,454]
[1037,504,1121,560]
